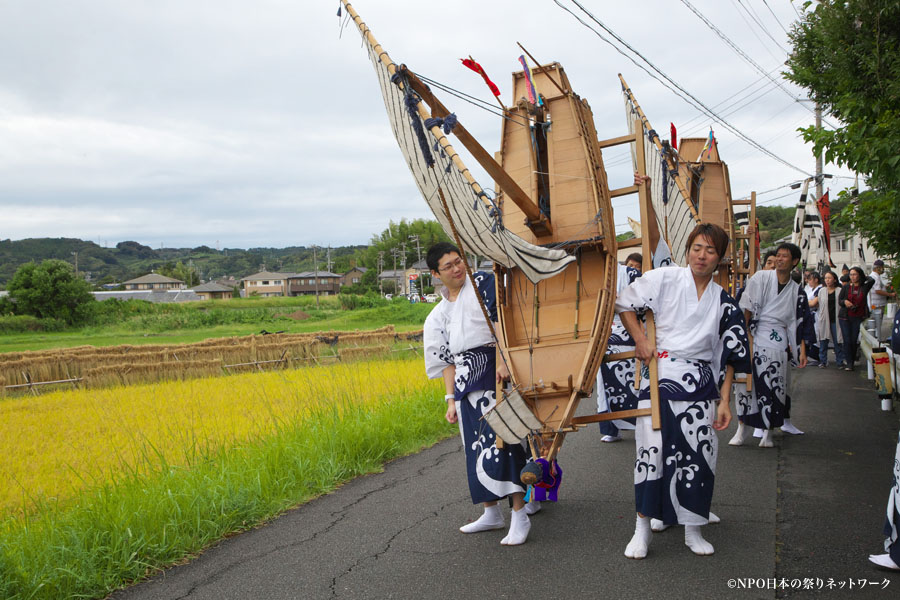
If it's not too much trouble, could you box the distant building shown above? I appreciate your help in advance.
[287,272,341,296]
[123,273,185,291]
[191,282,235,300]
[341,266,368,287]
[241,271,291,297]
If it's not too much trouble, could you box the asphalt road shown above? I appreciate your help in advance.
[111,365,900,600]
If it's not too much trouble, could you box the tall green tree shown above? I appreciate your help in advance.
[7,259,95,325]
[785,0,900,283]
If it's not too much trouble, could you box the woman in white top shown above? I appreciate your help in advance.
[815,271,845,368]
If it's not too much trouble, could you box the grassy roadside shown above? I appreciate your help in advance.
[0,358,452,600]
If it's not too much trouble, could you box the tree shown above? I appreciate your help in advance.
[785,0,900,284]
[7,259,95,325]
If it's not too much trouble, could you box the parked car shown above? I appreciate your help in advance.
[384,293,392,300]
[424,294,438,303]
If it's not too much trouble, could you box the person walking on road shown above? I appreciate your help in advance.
[616,223,750,559]
[816,271,845,368]
[423,242,534,546]
[838,266,874,372]
[868,260,896,343]
[730,243,811,448]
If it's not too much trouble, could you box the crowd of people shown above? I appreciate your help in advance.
[419,183,897,568]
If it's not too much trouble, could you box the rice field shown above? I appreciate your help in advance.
[0,356,452,599]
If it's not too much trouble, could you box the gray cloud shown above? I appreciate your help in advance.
[0,1,857,248]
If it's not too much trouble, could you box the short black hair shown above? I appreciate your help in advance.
[685,223,729,259]
[790,269,802,284]
[763,250,776,263]
[426,242,461,272]
[807,271,821,284]
[776,242,801,263]
[625,252,643,266]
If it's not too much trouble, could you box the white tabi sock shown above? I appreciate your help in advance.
[868,553,900,570]
[728,422,749,446]
[759,429,774,448]
[684,525,714,555]
[500,507,531,545]
[625,515,652,559]
[459,504,504,533]
[753,427,764,438]
[524,500,542,515]
[781,419,804,435]
[709,511,721,524]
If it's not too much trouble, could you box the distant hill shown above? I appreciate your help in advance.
[0,238,366,287]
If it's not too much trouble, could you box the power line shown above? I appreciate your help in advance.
[759,0,791,36]
[552,0,811,176]
[678,0,838,129]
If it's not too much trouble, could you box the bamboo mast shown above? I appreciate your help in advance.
[341,1,548,233]
[618,73,698,222]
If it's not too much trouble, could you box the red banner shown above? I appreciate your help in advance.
[461,58,501,97]
[816,191,831,253]
[670,122,677,149]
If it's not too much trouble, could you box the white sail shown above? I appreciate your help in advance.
[357,24,575,284]
[623,93,699,266]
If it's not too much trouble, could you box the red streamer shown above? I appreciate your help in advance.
[461,58,501,97]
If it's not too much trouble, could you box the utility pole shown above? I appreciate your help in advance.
[326,246,333,273]
[400,242,408,295]
[312,245,320,309]
[815,103,824,201]
[391,248,398,295]
[377,251,385,296]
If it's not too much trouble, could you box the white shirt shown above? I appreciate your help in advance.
[423,275,494,379]
[615,266,724,362]
[740,270,799,354]
[870,271,887,308]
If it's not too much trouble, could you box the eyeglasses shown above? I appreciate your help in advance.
[438,257,464,273]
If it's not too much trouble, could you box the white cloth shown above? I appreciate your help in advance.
[815,286,842,344]
[615,266,723,362]
[739,270,799,356]
[806,284,822,313]
[423,277,493,380]
[871,271,887,308]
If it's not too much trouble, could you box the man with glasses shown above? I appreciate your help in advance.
[422,242,534,545]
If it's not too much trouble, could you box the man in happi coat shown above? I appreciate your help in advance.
[616,223,751,559]
[596,173,674,444]
[423,242,535,545]
[729,242,811,448]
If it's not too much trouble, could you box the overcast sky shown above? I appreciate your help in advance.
[0,1,858,250]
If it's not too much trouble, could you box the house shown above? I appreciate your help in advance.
[286,272,341,296]
[341,266,368,287]
[123,273,185,291]
[191,282,235,300]
[378,269,409,295]
[241,271,291,297]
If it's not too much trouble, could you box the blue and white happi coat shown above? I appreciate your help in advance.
[596,264,642,431]
[616,266,750,525]
[884,430,900,565]
[734,270,813,430]
[424,271,526,504]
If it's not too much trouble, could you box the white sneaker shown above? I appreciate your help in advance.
[601,434,622,443]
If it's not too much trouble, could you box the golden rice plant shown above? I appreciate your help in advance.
[0,357,441,518]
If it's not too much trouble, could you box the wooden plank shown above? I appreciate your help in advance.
[618,238,642,249]
[571,408,652,425]
[610,184,639,198]
[597,132,636,149]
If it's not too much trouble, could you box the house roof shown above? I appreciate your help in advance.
[345,266,368,274]
[289,271,341,278]
[123,273,184,285]
[191,282,234,293]
[241,271,289,282]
